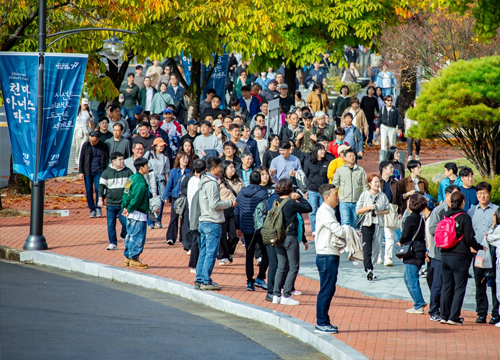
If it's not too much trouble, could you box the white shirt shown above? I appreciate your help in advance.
[145,87,154,111]
[128,210,147,222]
[161,121,180,136]
[243,96,252,110]
[349,108,357,127]
[187,176,201,221]
[381,71,391,88]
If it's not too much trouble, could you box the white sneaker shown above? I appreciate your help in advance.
[384,260,394,266]
[281,296,300,306]
[408,155,413,161]
[495,322,500,328]
[190,268,196,274]
[312,232,316,238]
[291,290,302,296]
[219,259,227,266]
[187,250,191,255]
[106,244,118,250]
[406,307,425,314]
[256,257,262,265]
[415,155,420,161]
[272,295,281,304]
[377,257,383,265]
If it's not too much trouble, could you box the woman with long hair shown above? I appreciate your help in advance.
[164,151,192,245]
[295,90,307,107]
[356,174,390,281]
[306,82,330,113]
[220,141,242,166]
[262,134,280,169]
[304,144,330,236]
[218,160,245,265]
[73,99,94,165]
[212,120,228,144]
[385,146,405,181]
[257,166,273,195]
[151,82,174,114]
[180,138,198,162]
[145,138,171,229]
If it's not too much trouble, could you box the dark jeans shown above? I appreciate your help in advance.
[244,233,269,283]
[407,138,421,157]
[267,244,278,296]
[366,119,374,145]
[473,248,499,317]
[106,205,127,245]
[316,254,340,326]
[188,230,200,269]
[219,208,239,260]
[361,224,376,272]
[273,235,299,298]
[181,207,192,251]
[84,172,102,212]
[441,255,470,322]
[166,197,181,243]
[428,258,443,316]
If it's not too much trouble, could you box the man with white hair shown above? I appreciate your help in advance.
[314,111,334,142]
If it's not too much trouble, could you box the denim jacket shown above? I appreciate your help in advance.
[164,168,190,200]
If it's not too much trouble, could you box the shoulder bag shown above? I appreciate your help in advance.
[395,215,423,259]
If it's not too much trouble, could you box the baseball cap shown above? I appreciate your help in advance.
[81,98,89,105]
[153,137,167,147]
[187,119,198,126]
[134,105,143,114]
[424,194,436,210]
[280,83,288,89]
[163,108,173,114]
[269,80,278,85]
[213,119,223,128]
[337,144,351,155]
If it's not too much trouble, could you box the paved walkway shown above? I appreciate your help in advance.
[2,143,499,359]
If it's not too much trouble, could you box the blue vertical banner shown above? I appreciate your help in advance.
[0,52,88,182]
[0,52,39,181]
[201,53,229,109]
[181,52,192,86]
[39,53,88,181]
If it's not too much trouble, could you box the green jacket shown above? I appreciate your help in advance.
[119,83,140,109]
[122,172,149,215]
[332,163,367,203]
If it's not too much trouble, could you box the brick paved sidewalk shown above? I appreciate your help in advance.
[2,143,496,360]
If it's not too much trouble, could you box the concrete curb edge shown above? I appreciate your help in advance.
[16,249,368,360]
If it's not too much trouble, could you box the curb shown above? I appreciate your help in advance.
[0,245,22,262]
[16,249,368,360]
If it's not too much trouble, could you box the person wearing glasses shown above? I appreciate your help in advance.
[375,95,402,151]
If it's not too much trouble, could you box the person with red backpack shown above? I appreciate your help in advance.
[439,192,485,325]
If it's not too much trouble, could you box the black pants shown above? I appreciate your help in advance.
[335,117,341,129]
[366,119,374,145]
[166,197,181,243]
[218,208,238,260]
[244,233,269,283]
[473,248,499,317]
[266,244,278,295]
[407,138,420,156]
[428,258,443,316]
[188,230,200,269]
[181,206,192,251]
[441,255,470,322]
[361,224,376,272]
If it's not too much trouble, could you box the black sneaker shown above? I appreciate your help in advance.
[476,315,487,323]
[489,316,500,324]
[429,315,442,322]
[366,270,373,281]
[246,281,255,291]
[265,294,273,302]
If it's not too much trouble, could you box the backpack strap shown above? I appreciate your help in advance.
[275,198,296,232]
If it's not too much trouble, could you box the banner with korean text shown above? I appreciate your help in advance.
[0,52,88,182]
[201,53,229,109]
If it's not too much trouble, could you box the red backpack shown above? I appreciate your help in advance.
[435,213,464,249]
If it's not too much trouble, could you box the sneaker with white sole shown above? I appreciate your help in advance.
[415,155,420,161]
[291,290,302,296]
[167,239,174,245]
[377,257,383,265]
[408,155,413,161]
[190,268,196,274]
[89,211,96,218]
[384,261,394,266]
[187,250,191,255]
[272,295,281,304]
[315,324,338,334]
[106,243,118,250]
[495,322,500,328]
[406,307,425,314]
[96,208,102,217]
[281,296,299,306]
[256,257,262,265]
[219,259,227,266]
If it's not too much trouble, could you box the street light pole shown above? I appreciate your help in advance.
[24,0,47,250]
[22,2,135,251]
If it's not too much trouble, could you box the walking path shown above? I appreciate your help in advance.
[2,143,498,359]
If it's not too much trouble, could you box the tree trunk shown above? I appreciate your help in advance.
[398,67,416,121]
[285,62,297,96]
[187,59,201,121]
[8,155,31,195]
[105,52,135,93]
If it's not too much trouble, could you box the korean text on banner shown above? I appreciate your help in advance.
[181,52,192,86]
[0,52,39,182]
[201,54,229,109]
[39,53,88,181]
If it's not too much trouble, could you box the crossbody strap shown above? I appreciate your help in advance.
[411,215,423,242]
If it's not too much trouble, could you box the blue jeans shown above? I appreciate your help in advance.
[196,222,222,284]
[316,254,340,326]
[382,88,393,97]
[124,218,147,259]
[307,191,323,233]
[106,206,127,245]
[404,263,426,309]
[84,172,102,212]
[121,106,135,123]
[339,202,357,229]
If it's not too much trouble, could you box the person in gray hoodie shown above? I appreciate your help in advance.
[428,185,460,321]
[195,156,235,291]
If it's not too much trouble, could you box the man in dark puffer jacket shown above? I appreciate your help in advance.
[235,171,269,291]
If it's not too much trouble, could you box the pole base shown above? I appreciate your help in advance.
[23,235,48,250]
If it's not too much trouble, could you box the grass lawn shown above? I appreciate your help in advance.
[417,158,482,184]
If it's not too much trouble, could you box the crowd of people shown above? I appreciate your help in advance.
[72,56,500,335]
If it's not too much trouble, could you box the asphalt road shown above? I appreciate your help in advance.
[0,261,328,360]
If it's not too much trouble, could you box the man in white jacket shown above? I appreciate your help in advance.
[314,184,347,334]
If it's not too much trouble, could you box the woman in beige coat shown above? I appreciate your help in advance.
[341,97,369,139]
[306,82,330,114]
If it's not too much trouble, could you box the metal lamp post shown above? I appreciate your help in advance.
[23,1,135,250]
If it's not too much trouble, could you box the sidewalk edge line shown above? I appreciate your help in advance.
[21,250,368,360]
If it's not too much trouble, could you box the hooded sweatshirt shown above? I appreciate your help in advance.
[198,172,233,224]
[234,184,269,234]
[98,164,134,207]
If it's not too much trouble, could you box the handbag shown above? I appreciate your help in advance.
[395,215,423,259]
[384,203,400,229]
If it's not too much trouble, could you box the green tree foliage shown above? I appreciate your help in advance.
[408,56,500,177]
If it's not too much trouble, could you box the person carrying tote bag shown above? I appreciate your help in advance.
[397,193,427,314]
